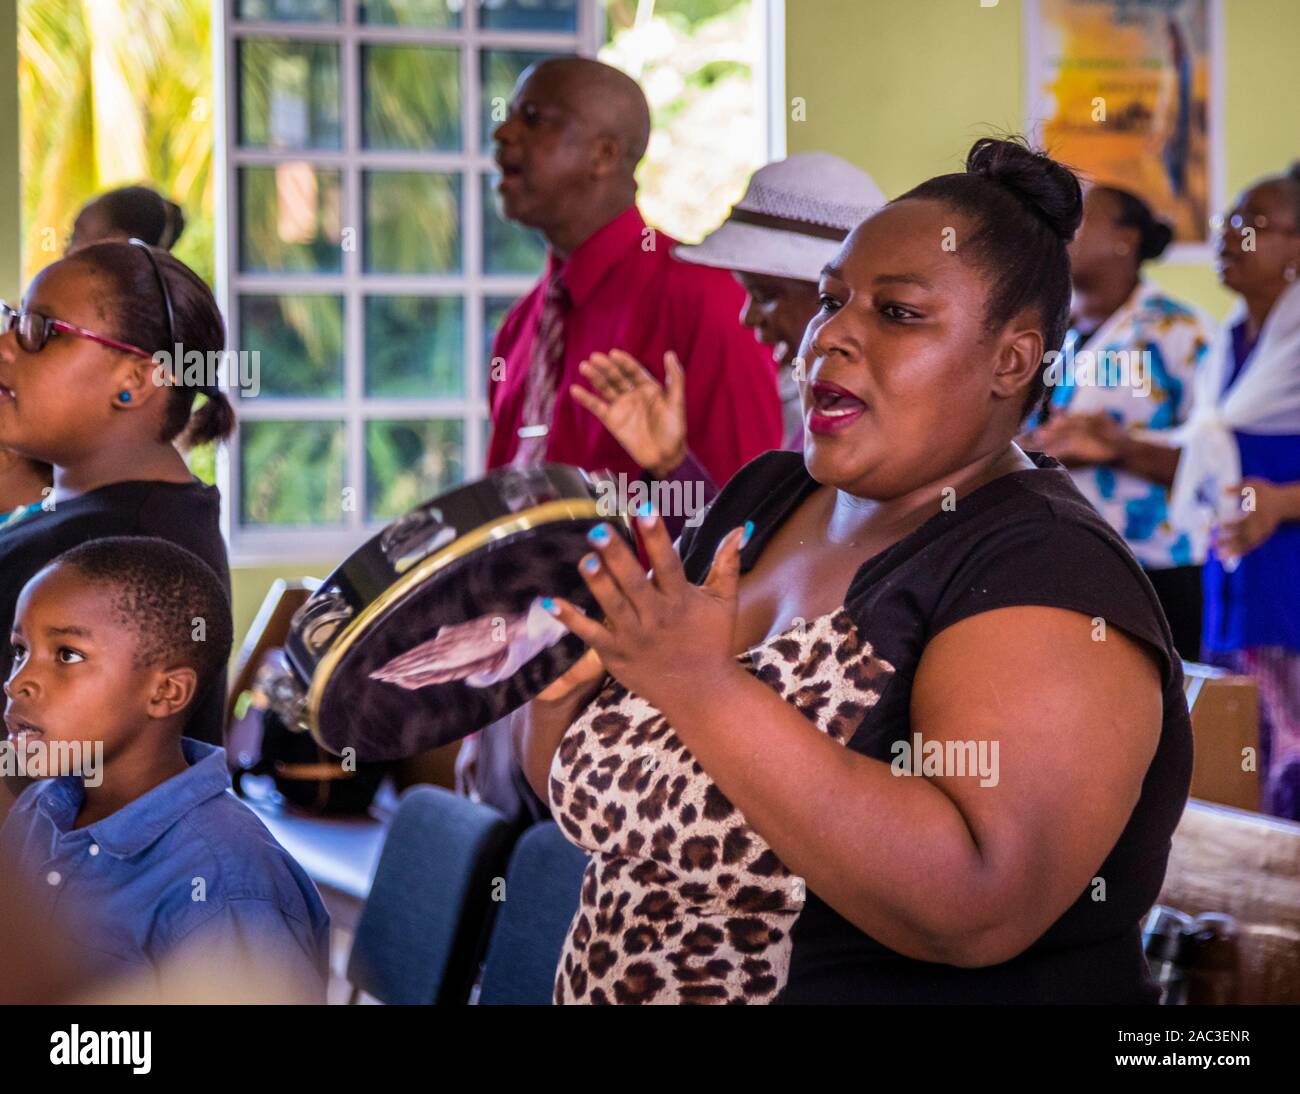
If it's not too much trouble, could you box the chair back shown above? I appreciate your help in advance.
[477,821,589,1005]
[347,786,512,1004]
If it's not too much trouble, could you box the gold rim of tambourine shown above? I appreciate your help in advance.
[305,497,628,752]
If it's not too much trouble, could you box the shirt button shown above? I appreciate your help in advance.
[89,844,100,856]
[46,870,62,886]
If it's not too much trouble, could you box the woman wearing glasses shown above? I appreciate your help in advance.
[1,187,188,525]
[1179,166,1300,820]
[0,241,235,752]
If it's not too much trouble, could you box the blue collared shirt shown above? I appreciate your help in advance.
[0,739,330,1001]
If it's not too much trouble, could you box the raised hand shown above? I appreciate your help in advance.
[570,350,688,478]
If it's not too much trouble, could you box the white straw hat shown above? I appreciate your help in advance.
[674,153,887,283]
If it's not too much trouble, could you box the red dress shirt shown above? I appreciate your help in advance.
[487,206,783,485]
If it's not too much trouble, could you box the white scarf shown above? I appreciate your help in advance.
[1166,279,1300,541]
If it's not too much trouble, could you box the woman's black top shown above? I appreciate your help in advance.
[677,450,1192,1004]
[0,479,230,746]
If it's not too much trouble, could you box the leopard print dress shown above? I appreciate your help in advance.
[548,607,896,1004]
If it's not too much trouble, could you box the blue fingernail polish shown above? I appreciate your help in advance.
[588,523,611,545]
[541,596,558,614]
[635,499,654,518]
[740,520,754,548]
[581,555,600,573]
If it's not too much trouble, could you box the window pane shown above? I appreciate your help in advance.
[364,171,461,274]
[240,419,347,527]
[363,45,460,151]
[478,0,577,32]
[366,419,464,522]
[482,294,516,397]
[481,47,555,148]
[359,0,460,26]
[239,294,344,398]
[237,0,340,20]
[240,164,343,273]
[238,39,341,150]
[365,296,465,398]
[481,173,544,275]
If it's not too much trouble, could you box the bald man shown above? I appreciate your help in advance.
[486,57,783,486]
[467,58,783,828]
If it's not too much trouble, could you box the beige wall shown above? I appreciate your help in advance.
[231,560,332,653]
[785,0,1300,322]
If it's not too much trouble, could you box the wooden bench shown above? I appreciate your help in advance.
[1183,661,1260,812]
[1159,799,1300,1004]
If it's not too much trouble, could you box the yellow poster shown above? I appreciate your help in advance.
[1026,0,1219,251]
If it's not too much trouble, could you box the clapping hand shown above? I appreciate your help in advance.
[1214,478,1284,563]
[541,510,751,715]
[1027,411,1128,467]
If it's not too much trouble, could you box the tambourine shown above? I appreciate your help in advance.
[284,464,631,762]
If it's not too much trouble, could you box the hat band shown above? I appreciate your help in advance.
[727,207,851,242]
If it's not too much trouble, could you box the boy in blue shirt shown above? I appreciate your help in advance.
[0,537,329,1002]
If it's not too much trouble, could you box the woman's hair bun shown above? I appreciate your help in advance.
[894,134,1079,418]
[1141,218,1174,261]
[93,185,186,251]
[965,136,1084,241]
[160,198,186,250]
[1095,185,1173,261]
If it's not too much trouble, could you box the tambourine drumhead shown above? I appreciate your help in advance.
[288,466,628,762]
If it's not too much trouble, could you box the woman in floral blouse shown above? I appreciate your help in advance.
[1027,185,1215,660]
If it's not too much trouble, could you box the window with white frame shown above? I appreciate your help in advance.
[218,0,600,563]
[218,0,778,564]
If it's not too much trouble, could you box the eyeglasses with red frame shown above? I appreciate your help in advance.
[0,301,157,361]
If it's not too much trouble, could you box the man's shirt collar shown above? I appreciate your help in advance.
[35,739,231,859]
[549,205,648,308]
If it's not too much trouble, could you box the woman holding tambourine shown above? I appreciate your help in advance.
[515,139,1193,1005]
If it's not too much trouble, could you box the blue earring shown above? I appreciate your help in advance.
[118,391,132,403]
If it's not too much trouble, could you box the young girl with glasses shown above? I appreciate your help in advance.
[0,241,235,757]
[1,189,190,527]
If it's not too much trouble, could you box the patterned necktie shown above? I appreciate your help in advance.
[511,270,570,468]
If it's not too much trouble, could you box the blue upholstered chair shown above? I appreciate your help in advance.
[346,785,512,1004]
[477,820,590,1005]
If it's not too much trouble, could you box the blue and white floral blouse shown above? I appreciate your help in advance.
[1048,281,1215,570]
